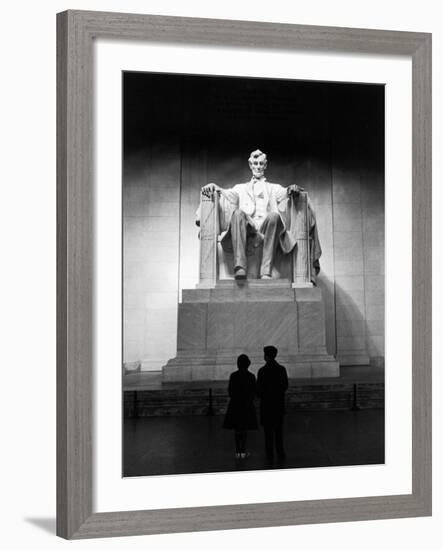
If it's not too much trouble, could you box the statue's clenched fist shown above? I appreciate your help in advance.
[287,184,304,196]
[201,183,220,198]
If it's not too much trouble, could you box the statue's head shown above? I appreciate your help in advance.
[248,149,267,179]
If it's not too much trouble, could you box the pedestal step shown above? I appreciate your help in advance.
[163,352,339,381]
[215,278,292,287]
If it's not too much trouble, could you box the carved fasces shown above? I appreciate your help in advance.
[198,190,219,287]
[292,191,311,286]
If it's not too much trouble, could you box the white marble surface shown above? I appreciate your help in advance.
[163,285,339,381]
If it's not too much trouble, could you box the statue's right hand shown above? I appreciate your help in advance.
[201,183,218,198]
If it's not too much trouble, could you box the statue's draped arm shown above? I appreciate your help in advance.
[195,185,239,230]
[278,194,322,283]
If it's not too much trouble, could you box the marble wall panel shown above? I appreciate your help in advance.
[335,301,365,321]
[361,170,384,360]
[332,172,361,204]
[333,244,363,263]
[124,316,145,343]
[333,216,363,233]
[124,261,178,294]
[124,200,180,219]
[336,320,366,337]
[337,335,366,351]
[334,288,365,311]
[123,140,181,369]
[124,215,178,235]
[365,259,385,276]
[126,242,180,263]
[179,142,207,293]
[123,339,143,364]
[142,306,178,367]
[124,226,178,253]
[335,275,365,293]
[366,320,385,336]
[149,142,183,187]
[368,335,385,356]
[365,305,385,321]
[364,231,384,248]
[301,147,336,356]
[363,215,385,233]
[123,186,180,211]
[143,291,177,310]
[365,246,384,268]
[332,155,368,363]
[333,231,363,249]
[333,202,363,223]
[365,276,385,305]
[334,260,365,277]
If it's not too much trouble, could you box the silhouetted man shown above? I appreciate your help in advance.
[257,346,289,463]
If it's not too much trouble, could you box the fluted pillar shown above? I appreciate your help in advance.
[198,191,219,288]
[292,191,312,288]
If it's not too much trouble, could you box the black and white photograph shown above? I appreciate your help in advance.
[3,0,438,547]
[122,72,385,477]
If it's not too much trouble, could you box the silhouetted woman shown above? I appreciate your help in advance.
[223,354,258,459]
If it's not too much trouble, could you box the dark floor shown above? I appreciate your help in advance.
[123,409,385,477]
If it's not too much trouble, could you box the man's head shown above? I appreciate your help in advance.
[263,345,278,362]
[248,149,267,179]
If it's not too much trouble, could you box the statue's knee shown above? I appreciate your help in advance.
[232,208,246,220]
[267,211,280,224]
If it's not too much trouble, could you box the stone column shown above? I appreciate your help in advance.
[292,191,312,288]
[198,191,219,288]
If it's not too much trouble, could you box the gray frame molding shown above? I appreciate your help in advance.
[56,10,432,539]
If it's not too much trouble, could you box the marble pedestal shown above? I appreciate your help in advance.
[162,280,339,382]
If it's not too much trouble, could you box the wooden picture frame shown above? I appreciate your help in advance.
[57,10,432,539]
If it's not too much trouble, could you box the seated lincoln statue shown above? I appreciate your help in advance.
[197,149,321,282]
[162,151,338,382]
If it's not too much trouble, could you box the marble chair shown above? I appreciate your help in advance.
[197,190,313,288]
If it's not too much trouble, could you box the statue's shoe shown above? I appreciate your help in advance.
[234,267,247,279]
[260,274,272,280]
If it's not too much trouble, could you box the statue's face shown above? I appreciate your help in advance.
[249,156,267,179]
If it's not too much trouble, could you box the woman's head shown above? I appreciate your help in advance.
[237,354,251,370]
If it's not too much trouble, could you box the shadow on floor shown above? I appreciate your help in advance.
[124,409,384,477]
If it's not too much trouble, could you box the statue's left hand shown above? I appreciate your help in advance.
[287,184,305,195]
